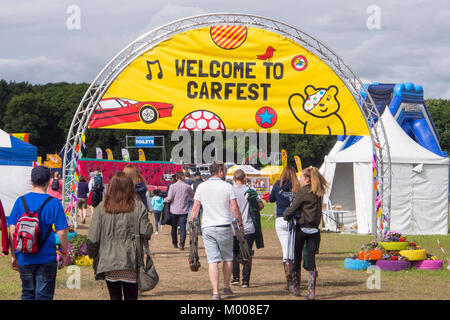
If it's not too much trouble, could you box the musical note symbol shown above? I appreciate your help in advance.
[146,60,163,80]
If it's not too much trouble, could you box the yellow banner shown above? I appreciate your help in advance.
[138,149,146,161]
[294,155,302,173]
[89,26,369,135]
[281,149,287,168]
[106,148,114,160]
[10,133,29,143]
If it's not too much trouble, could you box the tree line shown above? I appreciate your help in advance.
[0,80,448,169]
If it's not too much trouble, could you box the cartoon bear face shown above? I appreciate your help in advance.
[302,85,340,118]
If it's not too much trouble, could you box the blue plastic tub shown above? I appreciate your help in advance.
[55,232,77,245]
[344,258,371,270]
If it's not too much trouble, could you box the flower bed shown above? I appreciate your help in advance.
[382,231,407,242]
[69,235,92,266]
[357,241,383,260]
[379,241,409,251]
[345,232,443,272]
[57,234,92,267]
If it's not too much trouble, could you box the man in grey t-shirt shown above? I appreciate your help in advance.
[190,162,243,300]
[231,170,264,288]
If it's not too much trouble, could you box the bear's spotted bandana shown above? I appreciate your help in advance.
[304,89,326,111]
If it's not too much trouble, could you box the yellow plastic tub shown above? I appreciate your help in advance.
[379,241,409,251]
[399,249,427,261]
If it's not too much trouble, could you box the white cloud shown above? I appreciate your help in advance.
[139,4,208,36]
[0,0,449,98]
[441,89,450,99]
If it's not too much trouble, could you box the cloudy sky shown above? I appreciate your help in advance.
[1,0,449,98]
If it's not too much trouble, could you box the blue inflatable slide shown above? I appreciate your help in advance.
[337,82,449,197]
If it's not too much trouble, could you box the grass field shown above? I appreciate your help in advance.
[1,202,449,300]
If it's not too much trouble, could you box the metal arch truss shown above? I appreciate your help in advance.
[62,13,391,238]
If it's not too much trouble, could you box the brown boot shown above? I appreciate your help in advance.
[305,269,318,300]
[283,261,293,291]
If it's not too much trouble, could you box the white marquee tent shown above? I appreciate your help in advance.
[226,165,261,176]
[0,129,37,217]
[321,109,449,235]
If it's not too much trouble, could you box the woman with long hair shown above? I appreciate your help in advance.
[87,171,152,300]
[47,171,63,200]
[268,166,300,291]
[284,166,329,300]
[123,164,153,213]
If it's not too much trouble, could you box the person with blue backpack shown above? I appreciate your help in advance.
[8,166,69,300]
[91,171,104,208]
[87,169,103,219]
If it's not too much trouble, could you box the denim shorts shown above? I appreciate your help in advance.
[202,226,234,264]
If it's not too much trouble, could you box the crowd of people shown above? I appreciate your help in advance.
[3,161,328,301]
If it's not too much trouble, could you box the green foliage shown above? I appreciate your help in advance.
[0,79,448,166]
[69,234,88,248]
[1,81,89,156]
[68,234,88,264]
[4,93,50,142]
[279,134,336,168]
[426,99,450,155]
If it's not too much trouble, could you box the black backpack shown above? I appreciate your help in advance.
[51,178,60,191]
[91,175,104,207]
[93,175,103,192]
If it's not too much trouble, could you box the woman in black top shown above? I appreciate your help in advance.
[284,166,329,300]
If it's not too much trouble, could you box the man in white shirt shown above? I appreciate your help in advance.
[189,162,243,300]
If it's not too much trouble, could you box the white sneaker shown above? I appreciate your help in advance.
[155,231,159,235]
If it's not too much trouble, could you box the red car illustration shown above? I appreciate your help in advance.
[89,98,174,128]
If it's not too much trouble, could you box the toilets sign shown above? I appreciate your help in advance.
[135,136,155,147]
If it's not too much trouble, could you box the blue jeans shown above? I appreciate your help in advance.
[18,262,58,300]
[154,210,162,231]
[170,213,188,247]
[233,233,256,283]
